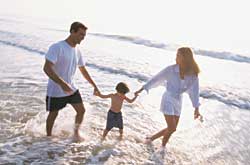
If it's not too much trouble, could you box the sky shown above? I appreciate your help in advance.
[1,0,250,54]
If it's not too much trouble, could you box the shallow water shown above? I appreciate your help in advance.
[0,17,250,164]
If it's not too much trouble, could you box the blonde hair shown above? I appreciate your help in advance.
[178,47,200,78]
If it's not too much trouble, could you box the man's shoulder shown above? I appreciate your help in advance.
[49,41,64,49]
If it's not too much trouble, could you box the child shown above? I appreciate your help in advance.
[95,82,138,140]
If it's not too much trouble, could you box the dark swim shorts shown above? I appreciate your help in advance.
[105,110,123,131]
[46,90,82,111]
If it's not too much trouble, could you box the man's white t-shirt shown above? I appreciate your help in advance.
[45,40,86,97]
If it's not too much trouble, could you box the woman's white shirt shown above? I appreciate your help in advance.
[143,64,200,109]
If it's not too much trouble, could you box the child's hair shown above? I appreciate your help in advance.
[115,82,130,94]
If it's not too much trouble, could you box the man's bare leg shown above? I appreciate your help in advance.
[71,103,85,141]
[46,111,59,136]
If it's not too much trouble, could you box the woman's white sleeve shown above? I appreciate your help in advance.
[143,66,170,93]
[187,77,200,108]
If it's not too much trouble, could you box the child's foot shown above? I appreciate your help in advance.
[144,136,152,144]
[118,135,123,141]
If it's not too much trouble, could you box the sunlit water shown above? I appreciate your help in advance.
[0,15,250,164]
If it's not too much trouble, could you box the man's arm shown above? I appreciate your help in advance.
[79,66,99,92]
[43,60,73,94]
[95,93,113,99]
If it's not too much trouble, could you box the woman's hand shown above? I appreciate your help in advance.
[194,108,203,122]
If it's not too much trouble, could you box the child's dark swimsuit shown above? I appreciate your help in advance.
[106,109,123,131]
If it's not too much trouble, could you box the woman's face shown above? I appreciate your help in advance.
[176,51,184,66]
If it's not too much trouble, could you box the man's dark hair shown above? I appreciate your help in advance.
[70,22,87,33]
[115,82,130,94]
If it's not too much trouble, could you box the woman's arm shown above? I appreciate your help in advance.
[187,77,200,108]
[143,66,171,93]
[187,77,202,120]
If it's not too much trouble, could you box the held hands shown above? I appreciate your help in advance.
[194,108,204,122]
[134,92,139,97]
[93,87,100,96]
[135,87,143,96]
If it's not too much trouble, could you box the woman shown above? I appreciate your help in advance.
[136,47,202,149]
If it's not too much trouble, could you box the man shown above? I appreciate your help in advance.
[43,22,99,141]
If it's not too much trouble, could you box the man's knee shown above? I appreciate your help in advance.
[72,103,85,115]
[48,111,59,120]
[77,108,85,116]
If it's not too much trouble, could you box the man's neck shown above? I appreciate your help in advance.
[65,37,76,47]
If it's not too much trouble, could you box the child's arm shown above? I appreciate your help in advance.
[95,91,113,99]
[124,93,138,103]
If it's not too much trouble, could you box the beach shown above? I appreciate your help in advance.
[0,3,250,164]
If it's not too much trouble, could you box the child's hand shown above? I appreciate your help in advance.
[135,91,140,96]
[94,90,100,96]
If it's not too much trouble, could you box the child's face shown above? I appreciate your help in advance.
[117,92,125,95]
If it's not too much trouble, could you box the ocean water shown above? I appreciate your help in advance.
[0,15,250,165]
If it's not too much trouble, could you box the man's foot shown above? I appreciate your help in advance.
[73,132,85,142]
[101,136,106,141]
[144,136,152,144]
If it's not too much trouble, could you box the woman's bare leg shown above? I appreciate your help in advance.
[162,115,179,147]
[149,128,168,141]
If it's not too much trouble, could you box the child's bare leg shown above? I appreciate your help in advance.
[102,129,109,140]
[119,129,123,140]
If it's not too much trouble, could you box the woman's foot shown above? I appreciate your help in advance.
[144,136,152,144]
[157,146,166,157]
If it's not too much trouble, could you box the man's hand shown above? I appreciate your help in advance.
[93,87,100,96]
[60,82,74,95]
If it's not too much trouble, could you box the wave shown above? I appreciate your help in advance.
[90,33,171,49]
[0,40,44,55]
[90,33,250,64]
[200,87,250,110]
[40,29,250,64]
[0,30,250,110]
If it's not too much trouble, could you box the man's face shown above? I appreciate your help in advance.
[72,28,86,44]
